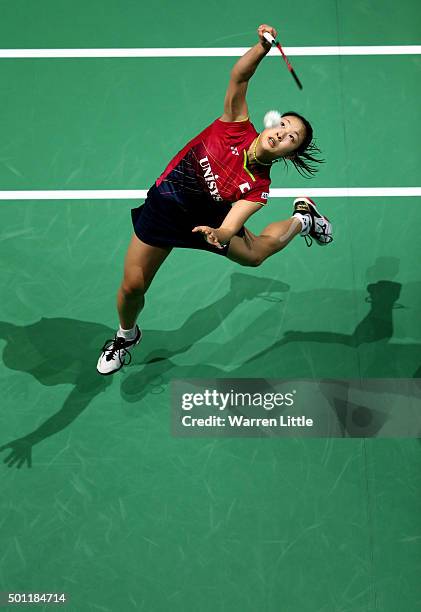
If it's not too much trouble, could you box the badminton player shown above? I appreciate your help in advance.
[97,23,332,375]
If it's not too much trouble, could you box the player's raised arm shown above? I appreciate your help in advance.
[220,24,277,122]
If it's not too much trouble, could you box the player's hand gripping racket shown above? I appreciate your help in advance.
[263,31,303,90]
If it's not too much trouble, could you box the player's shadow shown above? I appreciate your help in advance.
[280,280,403,347]
[242,279,421,377]
[271,279,421,380]
[0,318,114,467]
[122,277,421,431]
[131,271,289,365]
[245,275,421,437]
[0,272,289,467]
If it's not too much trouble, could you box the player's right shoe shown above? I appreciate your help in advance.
[293,197,333,247]
[97,325,142,375]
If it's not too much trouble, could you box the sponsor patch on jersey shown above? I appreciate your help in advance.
[199,156,223,201]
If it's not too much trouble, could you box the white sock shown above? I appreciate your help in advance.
[117,325,137,340]
[293,213,312,236]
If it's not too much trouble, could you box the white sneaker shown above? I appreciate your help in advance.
[293,197,333,246]
[97,325,142,375]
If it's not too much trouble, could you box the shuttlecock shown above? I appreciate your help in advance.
[263,110,281,128]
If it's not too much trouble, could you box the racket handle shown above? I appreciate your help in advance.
[262,32,275,45]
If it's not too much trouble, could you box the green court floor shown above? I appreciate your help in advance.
[1,2,420,611]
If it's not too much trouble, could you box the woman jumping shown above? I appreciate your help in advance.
[97,23,333,376]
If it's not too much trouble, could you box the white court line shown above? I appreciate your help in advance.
[0,46,420,58]
[0,188,420,200]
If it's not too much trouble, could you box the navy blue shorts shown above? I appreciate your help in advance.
[131,185,245,256]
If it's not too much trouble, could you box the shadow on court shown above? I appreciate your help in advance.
[0,318,113,468]
[1,270,420,466]
[122,278,421,394]
[121,277,421,438]
[258,280,421,380]
[0,272,289,468]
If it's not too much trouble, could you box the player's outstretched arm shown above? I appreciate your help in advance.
[192,199,263,248]
[220,24,277,122]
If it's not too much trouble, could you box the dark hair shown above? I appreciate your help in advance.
[281,111,324,178]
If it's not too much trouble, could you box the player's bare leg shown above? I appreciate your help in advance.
[227,197,333,266]
[117,234,172,329]
[97,235,171,375]
[227,217,301,267]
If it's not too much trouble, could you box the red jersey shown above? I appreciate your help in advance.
[155,118,271,207]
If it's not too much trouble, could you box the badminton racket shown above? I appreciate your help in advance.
[263,31,303,90]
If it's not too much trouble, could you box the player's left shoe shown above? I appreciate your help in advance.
[96,325,142,375]
[292,197,333,246]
